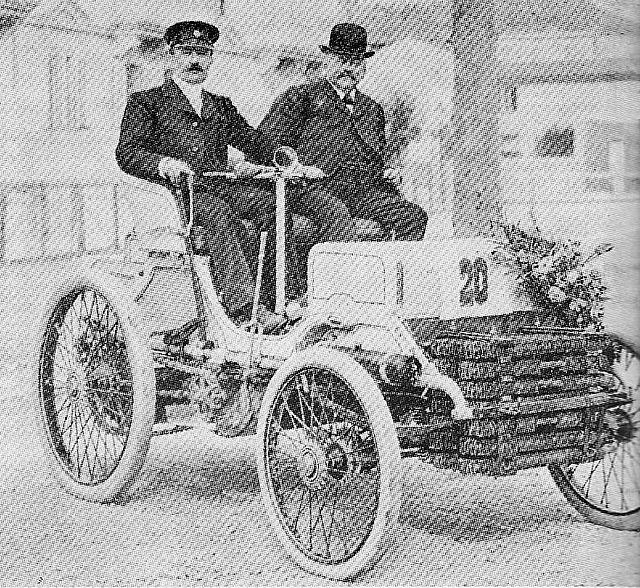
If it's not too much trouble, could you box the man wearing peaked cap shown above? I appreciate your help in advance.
[116,20,300,331]
[163,21,220,49]
[260,23,428,243]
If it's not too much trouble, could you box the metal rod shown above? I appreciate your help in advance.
[175,177,207,341]
[251,231,268,327]
[275,176,286,315]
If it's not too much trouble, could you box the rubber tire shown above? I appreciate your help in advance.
[31,267,156,503]
[256,346,402,580]
[549,334,640,531]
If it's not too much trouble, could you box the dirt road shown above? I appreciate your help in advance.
[0,237,639,586]
[0,375,638,586]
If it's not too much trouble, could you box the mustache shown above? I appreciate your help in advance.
[187,65,203,72]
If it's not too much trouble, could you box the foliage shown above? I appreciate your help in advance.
[492,224,613,331]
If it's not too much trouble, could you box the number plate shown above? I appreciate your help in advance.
[439,238,529,319]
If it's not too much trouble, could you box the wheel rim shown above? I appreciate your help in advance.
[559,338,640,516]
[39,287,134,485]
[264,367,382,565]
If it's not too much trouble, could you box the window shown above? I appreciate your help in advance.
[535,126,574,157]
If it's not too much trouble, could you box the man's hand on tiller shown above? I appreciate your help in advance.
[158,157,193,185]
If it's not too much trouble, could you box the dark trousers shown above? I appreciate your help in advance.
[191,188,257,315]
[302,176,429,241]
[202,179,306,308]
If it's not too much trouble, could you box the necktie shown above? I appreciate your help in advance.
[343,93,354,109]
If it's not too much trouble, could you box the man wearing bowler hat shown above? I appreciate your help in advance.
[259,23,428,242]
[117,20,299,331]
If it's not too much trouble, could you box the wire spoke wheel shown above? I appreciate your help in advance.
[550,334,640,530]
[257,348,401,580]
[33,274,155,503]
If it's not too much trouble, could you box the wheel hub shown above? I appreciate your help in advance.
[604,408,636,443]
[66,373,87,402]
[325,442,349,480]
[297,444,328,490]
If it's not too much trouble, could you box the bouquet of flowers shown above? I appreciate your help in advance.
[492,224,614,331]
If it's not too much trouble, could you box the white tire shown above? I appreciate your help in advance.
[256,346,402,580]
[31,268,156,503]
[550,334,640,531]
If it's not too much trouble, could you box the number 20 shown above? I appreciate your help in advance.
[459,257,489,306]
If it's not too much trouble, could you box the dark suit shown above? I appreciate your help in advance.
[116,78,301,312]
[259,78,428,240]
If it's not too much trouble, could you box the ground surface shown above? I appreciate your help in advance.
[0,242,639,586]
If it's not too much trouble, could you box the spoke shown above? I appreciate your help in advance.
[620,445,640,494]
[339,441,376,459]
[313,372,333,429]
[70,406,94,474]
[88,415,106,480]
[616,449,628,511]
[329,504,353,559]
[325,484,340,550]
[80,409,99,479]
[71,403,82,477]
[284,401,314,437]
[56,398,73,437]
[292,486,307,533]
[600,452,613,508]
[272,418,306,448]
[578,460,600,497]
[308,489,313,551]
[296,373,318,430]
[61,401,78,448]
[85,386,134,399]
[275,477,305,505]
[327,468,380,489]
[271,446,300,463]
[50,338,78,371]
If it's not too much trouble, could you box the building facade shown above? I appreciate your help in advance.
[0,0,638,261]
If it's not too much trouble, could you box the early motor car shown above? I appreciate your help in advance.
[31,150,639,580]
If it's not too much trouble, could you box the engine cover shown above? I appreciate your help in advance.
[307,239,532,320]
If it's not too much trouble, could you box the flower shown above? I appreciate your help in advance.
[534,256,555,275]
[548,286,567,303]
[494,224,613,331]
[566,269,581,284]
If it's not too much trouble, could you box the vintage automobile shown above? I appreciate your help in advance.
[31,150,639,580]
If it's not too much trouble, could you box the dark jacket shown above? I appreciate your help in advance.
[258,78,386,182]
[116,78,275,184]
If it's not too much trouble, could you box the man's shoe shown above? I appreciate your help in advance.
[255,304,287,333]
[286,293,307,321]
[229,303,287,333]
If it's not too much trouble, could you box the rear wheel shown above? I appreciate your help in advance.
[256,347,402,580]
[550,334,640,530]
[32,272,156,503]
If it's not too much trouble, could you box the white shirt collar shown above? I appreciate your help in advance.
[173,75,204,116]
[327,80,354,101]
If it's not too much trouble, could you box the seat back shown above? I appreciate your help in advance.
[118,175,187,254]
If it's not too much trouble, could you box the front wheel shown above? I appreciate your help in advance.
[32,270,156,503]
[550,334,640,530]
[256,347,402,580]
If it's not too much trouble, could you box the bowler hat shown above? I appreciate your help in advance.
[164,21,219,49]
[320,23,375,58]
